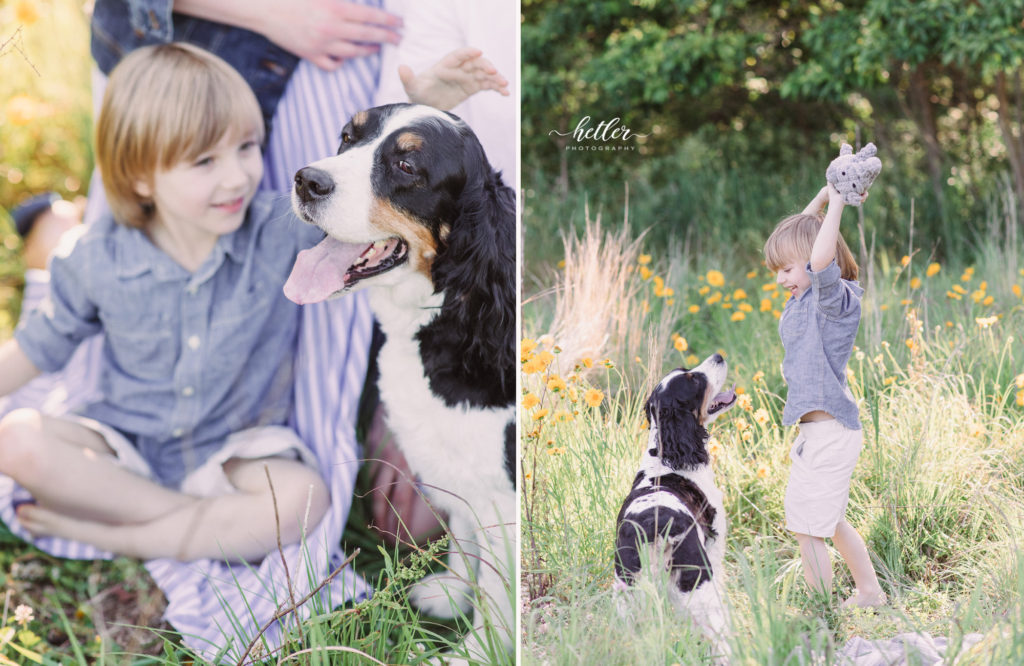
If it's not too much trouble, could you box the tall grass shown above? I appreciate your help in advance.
[521,189,1024,663]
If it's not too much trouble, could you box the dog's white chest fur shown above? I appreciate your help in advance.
[369,281,514,518]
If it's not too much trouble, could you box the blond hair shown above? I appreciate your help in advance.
[763,213,859,281]
[96,42,264,228]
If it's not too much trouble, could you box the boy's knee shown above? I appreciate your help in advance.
[282,469,330,534]
[0,409,45,482]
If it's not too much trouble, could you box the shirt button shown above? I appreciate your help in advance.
[182,386,195,397]
[172,428,185,437]
[186,285,198,295]
[187,335,201,350]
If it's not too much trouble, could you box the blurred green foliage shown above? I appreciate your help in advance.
[522,0,1024,268]
[1,0,93,334]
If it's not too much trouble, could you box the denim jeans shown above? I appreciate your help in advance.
[90,0,300,130]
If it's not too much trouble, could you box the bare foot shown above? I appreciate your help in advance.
[841,588,887,609]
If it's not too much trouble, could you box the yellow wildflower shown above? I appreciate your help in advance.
[1012,284,1022,298]
[982,295,994,306]
[674,336,688,352]
[15,1,40,25]
[581,357,594,368]
[532,408,549,421]
[730,311,745,321]
[522,357,545,374]
[910,277,921,289]
[738,302,753,312]
[760,298,772,312]
[752,370,765,383]
[521,338,538,356]
[685,354,700,366]
[522,393,540,409]
[584,388,604,408]
[706,270,725,287]
[698,285,711,296]
[688,304,700,314]
[639,266,653,281]
[741,430,753,442]
[746,270,758,279]
[547,375,567,393]
[1016,390,1024,407]
[926,262,941,277]
[1015,373,1024,390]
[883,376,895,386]
[756,464,769,479]
[900,255,910,267]
[709,440,722,457]
[537,350,555,367]
[900,299,911,306]
[762,283,778,291]
[553,410,573,423]
[733,288,748,300]
[737,394,753,411]
[638,254,652,265]
[707,292,723,305]
[753,408,770,425]
[946,290,961,300]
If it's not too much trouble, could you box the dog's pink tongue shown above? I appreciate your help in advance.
[284,236,364,304]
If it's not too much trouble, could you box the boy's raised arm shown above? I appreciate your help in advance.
[810,184,846,273]
[0,338,42,398]
[801,185,830,217]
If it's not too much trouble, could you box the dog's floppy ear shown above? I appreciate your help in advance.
[646,373,709,469]
[415,130,515,409]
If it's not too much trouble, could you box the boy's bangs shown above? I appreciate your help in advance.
[157,66,263,168]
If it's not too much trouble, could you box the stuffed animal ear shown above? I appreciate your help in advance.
[859,142,877,158]
[840,143,853,156]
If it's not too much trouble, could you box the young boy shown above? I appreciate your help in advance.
[0,42,328,563]
[764,184,886,607]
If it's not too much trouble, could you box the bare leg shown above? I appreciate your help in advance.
[833,519,886,607]
[794,532,832,596]
[19,457,329,562]
[0,409,195,523]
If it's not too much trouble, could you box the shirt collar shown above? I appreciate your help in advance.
[112,212,253,282]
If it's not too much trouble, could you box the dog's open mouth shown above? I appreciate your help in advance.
[284,235,409,304]
[707,384,738,416]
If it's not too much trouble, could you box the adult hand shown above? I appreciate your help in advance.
[399,46,510,111]
[175,0,403,71]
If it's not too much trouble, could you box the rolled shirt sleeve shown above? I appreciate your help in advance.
[807,259,856,320]
[14,231,100,373]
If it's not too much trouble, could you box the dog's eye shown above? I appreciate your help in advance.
[342,132,352,144]
[397,160,415,175]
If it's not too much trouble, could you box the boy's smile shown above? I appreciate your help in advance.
[777,261,811,299]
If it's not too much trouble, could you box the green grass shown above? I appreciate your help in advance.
[521,194,1024,664]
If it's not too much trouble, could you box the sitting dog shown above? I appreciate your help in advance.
[614,353,737,659]
[284,104,515,663]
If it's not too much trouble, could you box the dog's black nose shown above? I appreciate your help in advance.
[712,352,724,363]
[294,167,335,203]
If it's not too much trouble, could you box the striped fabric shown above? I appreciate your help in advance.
[0,10,382,659]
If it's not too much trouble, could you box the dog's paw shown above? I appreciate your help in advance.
[408,572,474,618]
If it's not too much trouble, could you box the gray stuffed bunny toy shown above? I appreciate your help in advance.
[826,143,882,206]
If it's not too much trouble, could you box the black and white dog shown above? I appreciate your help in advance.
[284,104,515,663]
[614,354,737,657]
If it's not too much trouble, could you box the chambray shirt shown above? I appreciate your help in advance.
[778,259,864,431]
[15,193,323,487]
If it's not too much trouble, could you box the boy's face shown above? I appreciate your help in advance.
[139,128,263,243]
[776,259,811,299]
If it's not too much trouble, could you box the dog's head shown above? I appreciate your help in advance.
[644,353,737,470]
[284,103,513,303]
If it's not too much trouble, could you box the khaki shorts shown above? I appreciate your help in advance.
[784,418,863,538]
[66,416,317,497]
